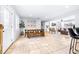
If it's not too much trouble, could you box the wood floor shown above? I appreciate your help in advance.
[5,32,79,54]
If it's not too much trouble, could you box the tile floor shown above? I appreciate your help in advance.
[5,32,74,54]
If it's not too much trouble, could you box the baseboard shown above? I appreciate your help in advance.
[3,35,20,54]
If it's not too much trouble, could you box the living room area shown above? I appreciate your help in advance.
[0,5,79,54]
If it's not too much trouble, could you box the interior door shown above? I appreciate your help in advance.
[0,27,2,53]
[0,24,4,54]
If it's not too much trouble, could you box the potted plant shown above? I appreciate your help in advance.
[19,20,25,35]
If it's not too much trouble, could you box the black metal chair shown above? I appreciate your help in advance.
[76,28,79,34]
[68,28,79,54]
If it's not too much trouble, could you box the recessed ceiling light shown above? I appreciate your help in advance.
[29,14,32,17]
[65,6,69,8]
[45,16,49,18]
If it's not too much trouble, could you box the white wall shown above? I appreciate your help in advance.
[75,14,79,27]
[0,6,20,53]
[0,6,1,23]
[22,18,41,30]
[0,6,4,24]
[51,9,79,29]
[60,9,79,27]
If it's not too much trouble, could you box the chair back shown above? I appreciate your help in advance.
[76,28,79,34]
[68,28,77,38]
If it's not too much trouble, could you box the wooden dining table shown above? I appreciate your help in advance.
[25,29,45,38]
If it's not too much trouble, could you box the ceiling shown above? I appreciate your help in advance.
[12,5,79,21]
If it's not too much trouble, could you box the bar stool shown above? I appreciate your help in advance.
[68,28,79,54]
[75,28,79,51]
[76,28,79,34]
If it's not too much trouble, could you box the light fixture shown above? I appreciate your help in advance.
[65,5,69,8]
[45,16,49,18]
[29,14,32,17]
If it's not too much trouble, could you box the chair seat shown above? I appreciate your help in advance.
[73,36,79,39]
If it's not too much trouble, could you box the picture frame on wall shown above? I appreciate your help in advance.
[51,23,56,26]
